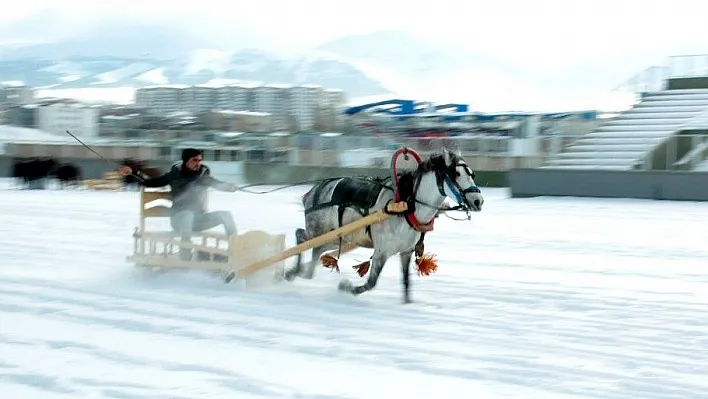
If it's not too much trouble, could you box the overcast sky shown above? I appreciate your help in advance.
[3,0,706,61]
[3,0,707,110]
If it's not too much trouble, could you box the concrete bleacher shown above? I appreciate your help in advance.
[543,88,708,170]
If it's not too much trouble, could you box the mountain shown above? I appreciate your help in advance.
[0,19,394,99]
[0,23,641,111]
[0,51,392,99]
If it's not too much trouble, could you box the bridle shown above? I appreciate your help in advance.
[395,154,481,230]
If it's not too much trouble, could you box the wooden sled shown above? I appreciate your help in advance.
[224,200,408,283]
[84,171,124,191]
[125,187,286,282]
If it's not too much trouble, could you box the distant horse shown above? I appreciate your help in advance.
[11,157,57,189]
[51,163,82,189]
[283,149,484,303]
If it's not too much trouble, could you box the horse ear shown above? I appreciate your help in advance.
[442,148,454,164]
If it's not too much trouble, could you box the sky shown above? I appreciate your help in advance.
[3,0,707,60]
[2,0,708,111]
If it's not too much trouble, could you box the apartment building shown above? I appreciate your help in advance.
[214,84,253,111]
[134,83,347,132]
[288,84,323,131]
[134,85,188,115]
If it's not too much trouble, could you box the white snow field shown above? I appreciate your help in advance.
[1,181,708,398]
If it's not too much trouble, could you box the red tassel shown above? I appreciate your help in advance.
[415,253,438,276]
[320,254,340,273]
[352,260,370,277]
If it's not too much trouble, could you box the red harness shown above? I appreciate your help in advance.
[390,148,434,232]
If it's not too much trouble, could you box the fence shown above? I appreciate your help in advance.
[4,132,595,171]
[614,54,708,96]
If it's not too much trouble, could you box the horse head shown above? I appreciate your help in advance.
[427,149,484,213]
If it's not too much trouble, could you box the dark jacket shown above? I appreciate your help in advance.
[138,163,234,214]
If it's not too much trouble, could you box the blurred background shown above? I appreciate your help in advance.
[3,0,708,189]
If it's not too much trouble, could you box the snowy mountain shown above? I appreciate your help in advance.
[0,52,391,98]
[0,24,642,110]
[0,18,393,98]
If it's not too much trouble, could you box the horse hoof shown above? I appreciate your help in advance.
[338,279,353,293]
[283,270,297,282]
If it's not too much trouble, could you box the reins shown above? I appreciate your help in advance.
[61,128,475,219]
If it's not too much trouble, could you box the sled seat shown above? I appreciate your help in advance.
[133,187,230,247]
[126,187,287,282]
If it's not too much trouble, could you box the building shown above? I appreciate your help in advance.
[1,85,35,108]
[288,84,323,131]
[214,84,253,111]
[5,104,39,128]
[319,88,347,130]
[134,83,347,132]
[199,110,272,133]
[134,85,188,115]
[37,102,100,138]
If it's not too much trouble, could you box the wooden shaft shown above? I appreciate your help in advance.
[235,201,407,278]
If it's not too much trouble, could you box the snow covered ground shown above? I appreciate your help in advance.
[1,181,707,398]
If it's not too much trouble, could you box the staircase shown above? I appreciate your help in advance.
[543,89,708,170]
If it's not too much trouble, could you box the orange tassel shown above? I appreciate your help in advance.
[352,260,371,277]
[320,254,340,273]
[415,253,438,276]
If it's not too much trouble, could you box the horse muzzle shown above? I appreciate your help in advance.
[466,193,484,212]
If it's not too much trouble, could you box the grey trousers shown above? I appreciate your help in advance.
[170,209,237,239]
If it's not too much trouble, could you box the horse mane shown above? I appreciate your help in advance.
[395,151,456,200]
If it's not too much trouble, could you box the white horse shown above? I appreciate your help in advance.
[283,149,484,303]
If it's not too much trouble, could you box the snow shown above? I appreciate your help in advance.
[92,63,155,86]
[35,87,136,105]
[134,68,169,85]
[1,181,707,398]
[0,125,75,144]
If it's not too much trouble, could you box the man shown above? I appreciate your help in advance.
[118,148,239,259]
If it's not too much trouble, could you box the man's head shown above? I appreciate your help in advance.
[181,148,203,171]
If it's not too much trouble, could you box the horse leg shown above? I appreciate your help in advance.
[284,228,308,281]
[301,244,332,279]
[400,250,413,304]
[338,249,389,296]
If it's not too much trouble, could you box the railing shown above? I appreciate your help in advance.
[4,130,596,171]
[614,66,668,94]
[667,54,708,79]
[614,54,708,96]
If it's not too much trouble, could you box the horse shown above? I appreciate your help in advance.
[51,163,82,189]
[283,149,484,303]
[11,157,57,189]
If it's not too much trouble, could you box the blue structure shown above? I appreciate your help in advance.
[344,99,416,116]
[344,99,597,123]
[344,99,471,121]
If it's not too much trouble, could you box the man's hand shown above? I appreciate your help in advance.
[117,165,132,176]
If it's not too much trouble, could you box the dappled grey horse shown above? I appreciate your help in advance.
[284,149,484,303]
